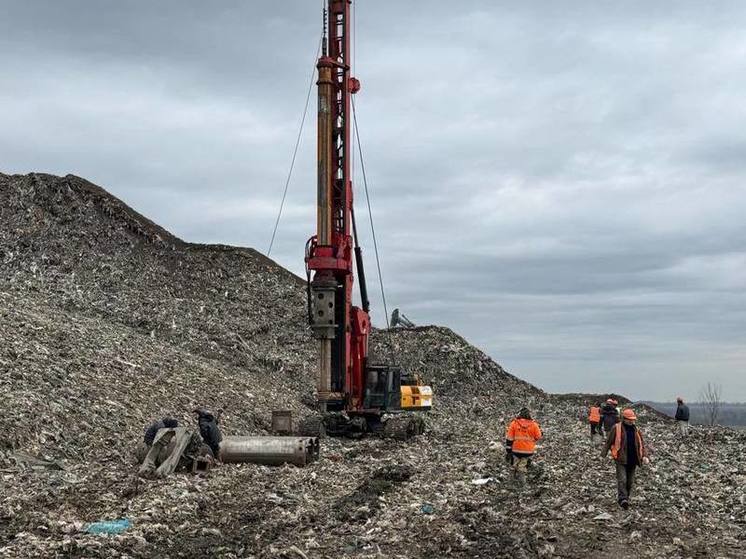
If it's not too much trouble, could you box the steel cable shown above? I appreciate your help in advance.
[267,32,323,257]
[351,96,399,366]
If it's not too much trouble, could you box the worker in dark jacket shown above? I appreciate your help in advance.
[600,399,619,435]
[194,409,223,458]
[144,418,179,445]
[602,408,649,509]
[136,417,179,461]
[675,397,690,436]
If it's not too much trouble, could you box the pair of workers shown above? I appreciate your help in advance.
[588,398,625,439]
[506,404,648,509]
[137,409,223,478]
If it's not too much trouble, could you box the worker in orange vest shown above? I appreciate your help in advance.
[505,407,542,485]
[602,408,649,509]
[588,403,602,440]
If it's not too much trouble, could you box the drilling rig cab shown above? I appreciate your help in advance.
[303,0,432,437]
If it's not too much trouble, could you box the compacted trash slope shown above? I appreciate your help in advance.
[0,173,744,558]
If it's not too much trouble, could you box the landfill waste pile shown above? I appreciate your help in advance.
[1,172,744,558]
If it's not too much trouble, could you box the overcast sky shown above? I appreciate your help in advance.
[2,1,745,401]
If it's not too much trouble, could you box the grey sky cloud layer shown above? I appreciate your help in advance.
[2,1,745,401]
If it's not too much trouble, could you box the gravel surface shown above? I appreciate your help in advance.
[1,172,744,558]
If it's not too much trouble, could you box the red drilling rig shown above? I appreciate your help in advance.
[302,0,431,437]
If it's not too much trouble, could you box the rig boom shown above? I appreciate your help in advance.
[304,1,431,433]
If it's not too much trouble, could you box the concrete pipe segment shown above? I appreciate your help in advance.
[218,436,320,466]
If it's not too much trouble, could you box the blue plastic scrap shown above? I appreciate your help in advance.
[85,519,132,535]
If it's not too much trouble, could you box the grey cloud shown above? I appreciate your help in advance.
[1,0,745,400]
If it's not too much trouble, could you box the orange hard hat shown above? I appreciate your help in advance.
[622,409,637,421]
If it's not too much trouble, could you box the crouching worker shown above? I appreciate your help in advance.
[602,408,649,509]
[505,407,542,485]
[138,424,211,479]
[194,408,223,459]
[136,417,179,462]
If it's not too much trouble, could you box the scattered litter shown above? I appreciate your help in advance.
[471,477,494,485]
[0,173,744,558]
[85,519,131,535]
[9,451,63,471]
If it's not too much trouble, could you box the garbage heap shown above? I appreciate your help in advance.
[1,173,744,558]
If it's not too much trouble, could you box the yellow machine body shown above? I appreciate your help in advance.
[401,385,433,410]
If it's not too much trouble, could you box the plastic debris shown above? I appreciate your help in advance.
[85,519,131,535]
[471,477,494,485]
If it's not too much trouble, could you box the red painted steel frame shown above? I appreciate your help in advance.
[306,0,370,412]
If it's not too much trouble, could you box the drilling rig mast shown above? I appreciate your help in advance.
[303,0,431,437]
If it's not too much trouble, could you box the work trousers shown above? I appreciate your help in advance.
[677,420,689,436]
[513,454,531,485]
[615,463,637,504]
[590,422,601,437]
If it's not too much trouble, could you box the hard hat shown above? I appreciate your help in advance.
[622,409,637,421]
[611,399,619,405]
[606,398,614,404]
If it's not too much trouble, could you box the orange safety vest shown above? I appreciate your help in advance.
[588,406,601,423]
[506,418,542,455]
[610,423,645,462]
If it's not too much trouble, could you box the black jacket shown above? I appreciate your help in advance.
[675,403,690,421]
[602,422,646,466]
[196,411,223,457]
[600,404,619,431]
[143,417,178,445]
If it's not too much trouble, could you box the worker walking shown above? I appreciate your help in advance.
[602,408,649,509]
[588,403,602,440]
[505,408,542,485]
[600,398,619,435]
[675,397,690,436]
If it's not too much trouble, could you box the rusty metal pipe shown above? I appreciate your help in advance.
[316,58,335,246]
[318,338,332,411]
[218,436,320,467]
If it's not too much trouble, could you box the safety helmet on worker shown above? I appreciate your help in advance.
[622,409,637,422]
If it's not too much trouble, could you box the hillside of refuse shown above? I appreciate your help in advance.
[1,172,744,558]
